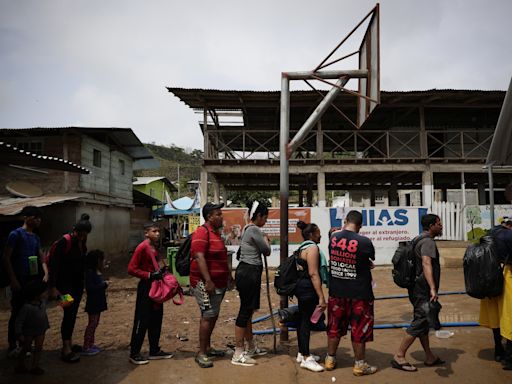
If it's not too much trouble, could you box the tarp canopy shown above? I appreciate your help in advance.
[154,196,200,216]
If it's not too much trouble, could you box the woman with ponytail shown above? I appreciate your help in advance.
[48,213,92,363]
[231,201,271,367]
[295,221,326,372]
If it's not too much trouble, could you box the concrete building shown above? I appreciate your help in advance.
[0,127,158,261]
[166,88,508,209]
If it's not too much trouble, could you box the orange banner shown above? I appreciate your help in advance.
[222,208,311,245]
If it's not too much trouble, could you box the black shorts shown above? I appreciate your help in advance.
[235,262,262,311]
[407,286,441,337]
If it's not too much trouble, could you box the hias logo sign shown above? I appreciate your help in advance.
[361,209,409,226]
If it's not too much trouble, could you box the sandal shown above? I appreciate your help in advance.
[391,359,418,372]
[424,357,445,367]
[61,351,80,363]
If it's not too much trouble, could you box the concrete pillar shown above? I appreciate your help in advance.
[203,107,209,159]
[213,181,220,203]
[388,181,398,206]
[298,187,304,207]
[478,183,486,205]
[306,175,313,207]
[317,172,326,207]
[422,169,433,209]
[419,105,428,158]
[200,168,208,211]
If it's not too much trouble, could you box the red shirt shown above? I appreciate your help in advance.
[190,223,229,288]
[128,239,160,280]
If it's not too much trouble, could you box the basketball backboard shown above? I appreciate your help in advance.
[357,3,380,128]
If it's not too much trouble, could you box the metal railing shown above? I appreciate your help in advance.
[206,129,493,161]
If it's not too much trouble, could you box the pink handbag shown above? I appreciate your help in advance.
[148,254,184,305]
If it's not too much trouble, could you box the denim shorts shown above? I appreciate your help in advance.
[193,284,226,318]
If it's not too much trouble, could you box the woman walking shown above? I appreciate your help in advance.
[231,201,271,367]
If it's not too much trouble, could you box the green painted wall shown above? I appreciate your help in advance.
[133,179,173,202]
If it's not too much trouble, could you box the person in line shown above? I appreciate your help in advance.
[15,280,49,375]
[392,213,445,372]
[295,221,326,372]
[191,203,232,368]
[48,213,92,363]
[4,205,48,357]
[325,210,378,376]
[231,201,270,367]
[82,250,108,356]
[483,218,512,370]
[128,223,173,365]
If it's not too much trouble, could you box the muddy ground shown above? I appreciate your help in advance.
[0,267,510,384]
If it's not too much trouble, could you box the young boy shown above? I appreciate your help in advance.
[127,223,173,365]
[4,206,48,357]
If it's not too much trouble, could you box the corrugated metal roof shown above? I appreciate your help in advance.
[0,127,159,170]
[133,176,166,185]
[0,193,86,216]
[0,141,90,174]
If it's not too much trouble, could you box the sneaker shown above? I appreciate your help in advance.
[246,346,268,357]
[296,352,320,363]
[148,350,174,360]
[195,354,213,368]
[129,354,149,365]
[81,347,101,356]
[301,356,325,372]
[325,355,337,371]
[231,352,257,367]
[353,361,378,376]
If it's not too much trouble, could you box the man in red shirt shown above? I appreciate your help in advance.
[191,203,232,368]
[127,223,173,365]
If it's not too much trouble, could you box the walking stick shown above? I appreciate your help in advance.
[263,255,277,354]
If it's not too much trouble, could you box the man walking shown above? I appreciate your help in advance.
[325,210,378,376]
[191,203,232,368]
[392,213,445,372]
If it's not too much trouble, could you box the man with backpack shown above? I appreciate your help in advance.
[391,213,444,372]
[3,206,48,357]
[190,203,232,368]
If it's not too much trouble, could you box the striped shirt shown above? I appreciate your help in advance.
[190,223,229,288]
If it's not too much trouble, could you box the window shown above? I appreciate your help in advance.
[149,188,155,197]
[119,159,125,175]
[93,149,102,167]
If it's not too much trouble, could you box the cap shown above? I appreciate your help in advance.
[202,202,224,220]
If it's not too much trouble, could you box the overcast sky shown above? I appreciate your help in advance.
[1,0,511,150]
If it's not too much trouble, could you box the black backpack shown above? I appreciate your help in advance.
[391,234,426,289]
[274,244,308,296]
[175,225,208,276]
[463,236,504,299]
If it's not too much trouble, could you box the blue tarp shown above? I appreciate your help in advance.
[154,196,200,216]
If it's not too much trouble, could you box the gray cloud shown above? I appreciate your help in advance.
[1,0,511,149]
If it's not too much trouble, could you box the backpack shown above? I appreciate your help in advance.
[175,225,208,276]
[463,236,504,299]
[274,243,308,296]
[391,234,426,289]
[45,234,73,268]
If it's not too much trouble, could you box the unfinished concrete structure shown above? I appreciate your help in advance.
[167,88,508,208]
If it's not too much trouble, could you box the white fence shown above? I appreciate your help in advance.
[431,201,466,240]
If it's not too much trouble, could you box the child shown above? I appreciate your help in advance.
[82,250,108,356]
[127,222,173,365]
[15,280,49,375]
